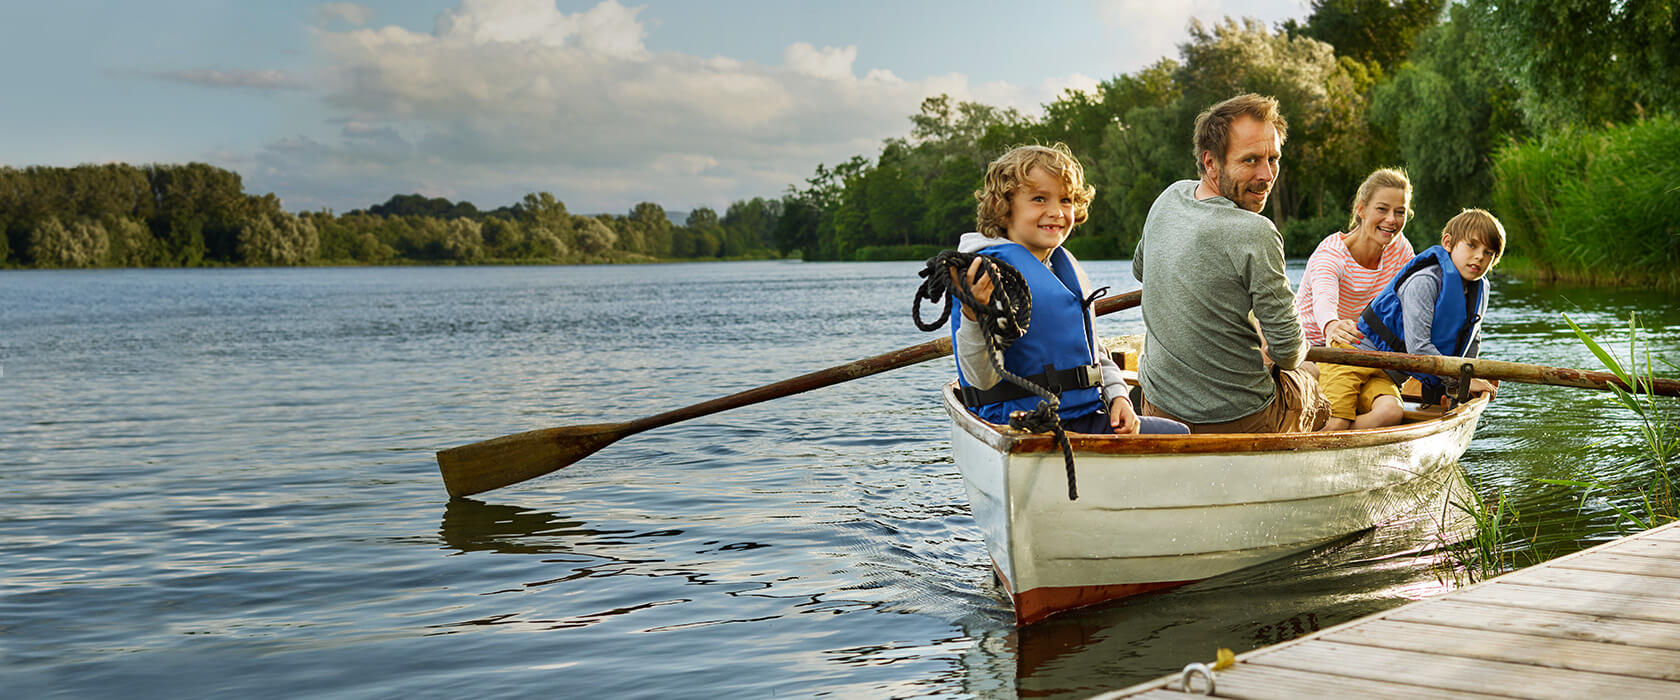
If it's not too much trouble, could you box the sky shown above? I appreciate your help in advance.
[1,0,1313,215]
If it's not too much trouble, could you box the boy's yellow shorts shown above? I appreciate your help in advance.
[1318,361,1402,421]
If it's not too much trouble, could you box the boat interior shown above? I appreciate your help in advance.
[1103,336,1458,428]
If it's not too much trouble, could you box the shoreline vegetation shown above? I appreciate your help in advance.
[4,3,1676,290]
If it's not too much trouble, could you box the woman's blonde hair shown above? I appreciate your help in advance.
[1442,208,1506,257]
[974,143,1095,239]
[1347,167,1413,232]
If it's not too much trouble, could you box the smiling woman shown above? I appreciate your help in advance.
[1296,168,1418,347]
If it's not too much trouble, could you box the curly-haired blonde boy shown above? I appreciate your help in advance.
[951,144,1185,435]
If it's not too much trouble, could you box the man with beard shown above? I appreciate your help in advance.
[1131,93,1329,433]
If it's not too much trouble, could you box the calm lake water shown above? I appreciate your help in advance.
[3,261,1676,698]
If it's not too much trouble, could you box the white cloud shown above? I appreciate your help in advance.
[156,68,301,90]
[254,0,1062,213]
[783,43,858,81]
[650,153,719,176]
[432,0,647,58]
[315,2,374,27]
[1093,0,1309,71]
[1046,72,1101,97]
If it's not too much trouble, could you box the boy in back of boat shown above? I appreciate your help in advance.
[1318,209,1505,430]
[951,144,1186,435]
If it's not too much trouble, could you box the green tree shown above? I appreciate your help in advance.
[1472,0,1680,132]
[574,216,617,256]
[1281,0,1447,71]
[145,163,249,265]
[437,217,484,262]
[627,202,672,256]
[680,207,722,258]
[861,154,923,247]
[771,195,820,258]
[916,155,981,243]
[103,216,158,267]
[910,95,1024,165]
[1085,60,1186,251]
[514,192,575,254]
[30,217,108,268]
[237,212,320,266]
[1370,2,1529,239]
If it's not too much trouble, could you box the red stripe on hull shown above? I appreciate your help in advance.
[997,564,1194,624]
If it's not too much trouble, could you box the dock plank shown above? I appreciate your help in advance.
[1386,599,1680,651]
[1322,618,1680,681]
[1249,640,1680,699]
[1502,566,1680,598]
[1106,691,1189,700]
[1453,581,1680,624]
[1641,526,1680,543]
[1600,538,1680,560]
[1552,551,1680,579]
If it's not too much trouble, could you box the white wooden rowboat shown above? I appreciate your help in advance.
[943,344,1489,624]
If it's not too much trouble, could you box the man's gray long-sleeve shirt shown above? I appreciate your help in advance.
[1132,180,1307,423]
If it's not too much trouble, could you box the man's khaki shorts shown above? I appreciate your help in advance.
[1143,366,1330,434]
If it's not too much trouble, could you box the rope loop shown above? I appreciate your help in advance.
[913,250,1030,344]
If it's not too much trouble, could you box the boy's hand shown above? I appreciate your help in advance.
[1109,397,1141,435]
[1439,378,1499,407]
[1324,318,1363,346]
[951,257,994,321]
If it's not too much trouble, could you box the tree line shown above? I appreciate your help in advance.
[4,1,1675,287]
[0,164,784,268]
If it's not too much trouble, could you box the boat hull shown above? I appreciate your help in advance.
[945,383,1487,624]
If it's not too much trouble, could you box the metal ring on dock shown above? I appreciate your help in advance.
[1179,662,1215,695]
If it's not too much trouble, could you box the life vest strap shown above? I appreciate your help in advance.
[960,364,1101,409]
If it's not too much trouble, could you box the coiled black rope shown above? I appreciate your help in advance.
[914,250,1081,500]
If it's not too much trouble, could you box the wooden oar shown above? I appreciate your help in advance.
[1307,346,1680,397]
[437,290,1144,497]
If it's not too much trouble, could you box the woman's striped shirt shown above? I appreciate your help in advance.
[1295,231,1415,345]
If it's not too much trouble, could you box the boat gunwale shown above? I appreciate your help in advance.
[941,381,1490,456]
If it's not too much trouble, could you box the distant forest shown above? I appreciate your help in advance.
[0,163,782,268]
[3,1,1676,287]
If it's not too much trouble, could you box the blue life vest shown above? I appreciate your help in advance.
[1357,244,1486,389]
[951,242,1103,424]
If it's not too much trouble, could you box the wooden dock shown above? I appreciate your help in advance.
[1095,520,1680,699]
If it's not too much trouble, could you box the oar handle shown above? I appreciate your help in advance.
[626,289,1143,435]
[1306,346,1680,398]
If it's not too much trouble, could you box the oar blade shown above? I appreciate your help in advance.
[437,423,627,498]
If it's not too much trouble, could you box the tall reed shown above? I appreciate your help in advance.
[1490,116,1680,290]
[1436,486,1524,585]
[1540,313,1680,530]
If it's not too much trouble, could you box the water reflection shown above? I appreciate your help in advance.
[437,498,621,554]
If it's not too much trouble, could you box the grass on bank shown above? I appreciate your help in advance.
[1492,115,1680,292]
